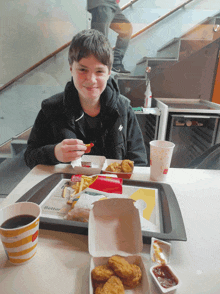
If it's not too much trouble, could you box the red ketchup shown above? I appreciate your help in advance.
[85,143,94,153]
[152,265,178,289]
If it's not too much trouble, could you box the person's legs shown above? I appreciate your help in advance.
[90,6,132,73]
[90,6,115,36]
[110,9,132,73]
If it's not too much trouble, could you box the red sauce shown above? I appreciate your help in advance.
[152,265,178,289]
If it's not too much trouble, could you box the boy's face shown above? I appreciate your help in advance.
[70,55,111,104]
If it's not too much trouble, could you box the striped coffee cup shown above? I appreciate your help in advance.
[0,202,40,265]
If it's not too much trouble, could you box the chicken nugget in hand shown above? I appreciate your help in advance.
[108,256,134,279]
[85,143,94,153]
[101,276,124,294]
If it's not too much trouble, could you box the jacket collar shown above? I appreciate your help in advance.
[63,76,120,122]
[63,78,84,122]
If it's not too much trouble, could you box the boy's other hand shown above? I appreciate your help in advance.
[54,139,87,163]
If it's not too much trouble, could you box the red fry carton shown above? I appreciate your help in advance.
[89,198,149,293]
[89,175,123,194]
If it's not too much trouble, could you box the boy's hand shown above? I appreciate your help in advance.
[54,139,87,163]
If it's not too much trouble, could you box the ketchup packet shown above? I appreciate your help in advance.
[89,175,123,194]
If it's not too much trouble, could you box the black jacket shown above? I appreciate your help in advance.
[24,77,147,169]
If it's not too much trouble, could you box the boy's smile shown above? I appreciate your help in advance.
[70,55,111,105]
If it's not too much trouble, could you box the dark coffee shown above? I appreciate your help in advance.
[1,214,36,229]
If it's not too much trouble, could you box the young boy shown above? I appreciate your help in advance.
[24,29,147,169]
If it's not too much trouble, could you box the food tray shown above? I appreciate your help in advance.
[16,173,187,244]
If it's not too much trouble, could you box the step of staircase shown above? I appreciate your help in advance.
[157,38,213,62]
[156,38,181,59]
[0,140,13,164]
[11,127,32,156]
[181,17,216,41]
[0,149,30,199]
[178,39,211,61]
[0,127,32,162]
[132,56,178,77]
[12,127,32,141]
[156,14,220,62]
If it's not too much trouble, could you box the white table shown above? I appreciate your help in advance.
[1,164,220,294]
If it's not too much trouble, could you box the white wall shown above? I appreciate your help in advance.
[1,0,220,85]
[0,0,88,85]
[0,0,219,145]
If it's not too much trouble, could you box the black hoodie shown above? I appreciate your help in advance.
[24,77,147,169]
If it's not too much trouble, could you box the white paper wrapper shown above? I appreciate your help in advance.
[65,193,106,222]
[40,179,161,233]
[71,157,82,168]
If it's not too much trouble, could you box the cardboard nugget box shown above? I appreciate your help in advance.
[71,155,106,175]
[89,198,149,293]
[102,159,134,179]
[71,156,134,179]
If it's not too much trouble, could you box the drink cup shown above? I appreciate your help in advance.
[0,202,41,265]
[150,140,175,181]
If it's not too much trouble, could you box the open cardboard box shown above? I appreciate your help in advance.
[71,156,134,179]
[89,198,149,293]
[71,155,106,175]
[102,159,134,179]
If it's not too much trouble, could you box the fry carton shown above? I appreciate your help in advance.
[89,175,123,194]
[70,175,123,195]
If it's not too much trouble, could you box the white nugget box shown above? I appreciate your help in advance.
[88,198,149,293]
[71,155,106,175]
[102,159,134,179]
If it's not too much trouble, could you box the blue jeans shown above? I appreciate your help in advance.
[90,6,132,65]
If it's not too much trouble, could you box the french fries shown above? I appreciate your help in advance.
[70,176,97,207]
[62,186,68,198]
[62,176,97,206]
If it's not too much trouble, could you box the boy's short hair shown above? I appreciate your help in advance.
[68,29,113,71]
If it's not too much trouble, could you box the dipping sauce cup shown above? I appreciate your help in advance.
[0,202,41,265]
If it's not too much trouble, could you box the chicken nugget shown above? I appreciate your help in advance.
[92,265,115,282]
[106,162,122,172]
[101,276,124,294]
[94,284,104,294]
[121,160,133,173]
[108,256,133,279]
[121,264,142,288]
